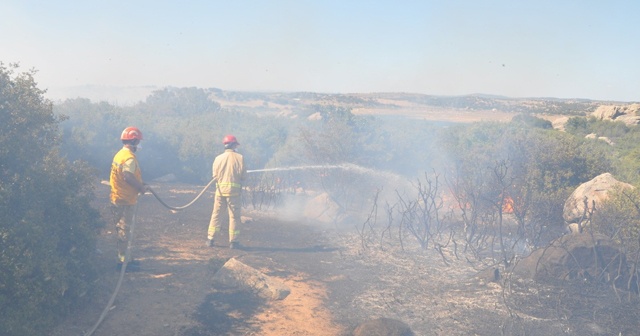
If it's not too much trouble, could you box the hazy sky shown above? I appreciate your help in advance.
[2,1,639,102]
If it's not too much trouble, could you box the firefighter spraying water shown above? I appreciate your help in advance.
[90,136,412,336]
[206,135,246,249]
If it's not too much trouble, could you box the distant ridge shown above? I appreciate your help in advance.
[45,84,159,106]
[45,85,630,116]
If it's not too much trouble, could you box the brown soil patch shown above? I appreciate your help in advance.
[253,274,344,335]
[351,107,515,122]
[51,182,347,336]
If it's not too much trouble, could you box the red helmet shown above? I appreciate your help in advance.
[121,127,143,141]
[222,135,238,145]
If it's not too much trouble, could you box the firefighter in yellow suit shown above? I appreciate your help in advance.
[110,126,148,270]
[207,135,246,249]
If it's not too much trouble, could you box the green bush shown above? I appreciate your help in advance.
[0,63,102,336]
[510,113,553,129]
[591,187,640,254]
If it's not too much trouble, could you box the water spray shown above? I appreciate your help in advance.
[247,163,411,186]
[247,165,345,173]
[248,163,397,177]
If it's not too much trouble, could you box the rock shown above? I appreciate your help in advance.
[551,116,570,131]
[307,112,322,120]
[592,105,626,120]
[615,114,640,126]
[597,136,614,146]
[353,318,414,336]
[303,192,342,224]
[591,103,640,125]
[563,173,634,225]
[585,133,614,146]
[512,232,628,285]
[303,192,358,226]
[566,223,581,234]
[212,258,290,300]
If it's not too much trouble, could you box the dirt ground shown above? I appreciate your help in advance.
[50,182,640,336]
[350,107,516,123]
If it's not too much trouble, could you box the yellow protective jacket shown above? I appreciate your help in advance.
[212,149,246,197]
[110,147,142,205]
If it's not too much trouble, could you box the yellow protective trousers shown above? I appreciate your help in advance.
[208,194,241,243]
[112,203,136,263]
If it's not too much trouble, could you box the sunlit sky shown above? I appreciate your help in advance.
[2,1,639,102]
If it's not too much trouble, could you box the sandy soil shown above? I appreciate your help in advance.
[351,107,516,123]
[51,183,351,336]
[50,182,640,336]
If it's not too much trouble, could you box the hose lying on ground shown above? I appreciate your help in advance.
[148,177,216,211]
[84,203,139,336]
[84,179,215,335]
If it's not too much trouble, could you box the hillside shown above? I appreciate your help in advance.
[208,90,614,122]
[47,86,623,123]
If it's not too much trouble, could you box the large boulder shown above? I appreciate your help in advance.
[615,114,640,125]
[563,173,634,225]
[592,105,626,120]
[303,192,356,225]
[513,232,627,285]
[591,104,640,125]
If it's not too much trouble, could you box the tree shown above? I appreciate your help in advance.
[55,98,127,177]
[0,63,102,336]
[564,116,590,136]
[140,87,222,117]
[511,114,553,129]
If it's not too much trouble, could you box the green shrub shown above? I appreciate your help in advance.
[591,187,640,254]
[0,63,102,336]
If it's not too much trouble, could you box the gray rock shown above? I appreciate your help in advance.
[512,232,627,285]
[212,258,291,300]
[563,173,633,225]
[591,103,640,125]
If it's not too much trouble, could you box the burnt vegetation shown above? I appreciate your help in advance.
[2,61,640,335]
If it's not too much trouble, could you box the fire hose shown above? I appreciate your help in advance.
[85,177,216,336]
[84,203,138,336]
[147,177,217,211]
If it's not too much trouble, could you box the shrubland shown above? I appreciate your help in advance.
[0,63,102,336]
[2,63,640,334]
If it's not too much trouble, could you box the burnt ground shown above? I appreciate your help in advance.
[50,182,640,336]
